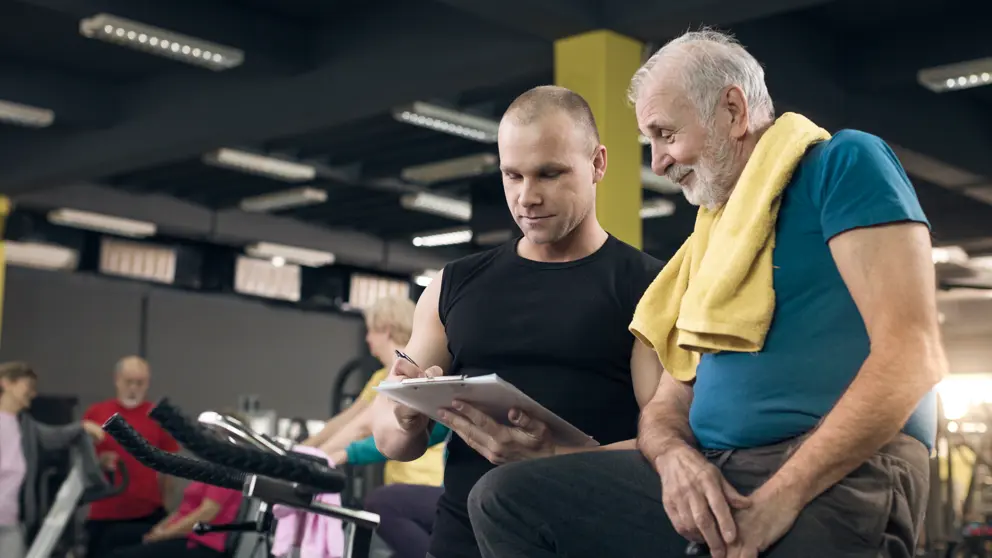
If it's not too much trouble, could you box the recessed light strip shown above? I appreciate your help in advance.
[79,13,244,71]
[0,99,55,128]
[918,57,992,93]
[204,148,317,182]
[412,228,473,247]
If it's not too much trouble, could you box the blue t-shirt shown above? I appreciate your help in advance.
[689,130,938,451]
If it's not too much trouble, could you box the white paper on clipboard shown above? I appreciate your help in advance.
[374,374,599,448]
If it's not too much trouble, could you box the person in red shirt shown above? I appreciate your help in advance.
[82,356,179,558]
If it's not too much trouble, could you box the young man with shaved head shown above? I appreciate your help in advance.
[82,356,180,557]
[469,30,944,558]
[372,85,666,558]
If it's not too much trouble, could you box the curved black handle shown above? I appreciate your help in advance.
[102,414,246,491]
[149,399,345,493]
[80,458,131,504]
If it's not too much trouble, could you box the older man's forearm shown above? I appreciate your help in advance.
[767,343,944,506]
[637,376,697,463]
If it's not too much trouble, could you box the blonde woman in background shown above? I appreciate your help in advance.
[305,295,445,488]
[0,362,105,558]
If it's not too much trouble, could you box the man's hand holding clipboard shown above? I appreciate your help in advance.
[387,349,439,435]
[386,350,561,465]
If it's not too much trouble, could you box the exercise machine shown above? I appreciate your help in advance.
[331,357,386,508]
[25,440,129,558]
[102,398,381,558]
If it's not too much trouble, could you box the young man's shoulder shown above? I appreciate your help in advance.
[606,235,665,273]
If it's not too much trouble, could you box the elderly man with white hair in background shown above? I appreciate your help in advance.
[82,356,180,558]
[467,29,945,558]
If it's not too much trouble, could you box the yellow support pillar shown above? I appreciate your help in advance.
[0,196,9,348]
[554,30,644,248]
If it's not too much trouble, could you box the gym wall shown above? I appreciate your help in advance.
[0,266,366,419]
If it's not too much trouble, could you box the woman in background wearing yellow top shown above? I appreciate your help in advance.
[303,294,445,487]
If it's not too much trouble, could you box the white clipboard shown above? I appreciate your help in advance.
[374,374,599,448]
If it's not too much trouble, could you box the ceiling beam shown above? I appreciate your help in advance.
[729,17,992,181]
[0,61,120,128]
[729,17,992,244]
[0,3,551,195]
[845,17,992,92]
[11,0,309,73]
[432,0,600,41]
[608,0,836,41]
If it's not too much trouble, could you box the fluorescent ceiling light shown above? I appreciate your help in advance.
[641,166,681,194]
[204,148,317,182]
[918,57,992,93]
[239,187,328,213]
[412,228,473,247]
[401,192,472,222]
[970,256,992,270]
[640,198,676,219]
[413,269,440,287]
[4,241,78,270]
[393,102,499,143]
[965,185,992,205]
[475,229,514,246]
[401,153,499,184]
[245,242,335,268]
[396,101,653,148]
[48,208,156,238]
[79,13,244,71]
[932,245,969,265]
[0,99,55,128]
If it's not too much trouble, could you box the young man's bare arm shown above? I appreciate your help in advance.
[371,270,453,461]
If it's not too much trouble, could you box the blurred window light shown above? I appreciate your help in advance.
[936,374,992,420]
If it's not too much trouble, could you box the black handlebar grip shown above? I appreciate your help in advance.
[149,399,345,493]
[102,414,246,491]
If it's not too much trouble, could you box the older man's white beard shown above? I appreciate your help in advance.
[670,136,738,210]
[118,395,143,409]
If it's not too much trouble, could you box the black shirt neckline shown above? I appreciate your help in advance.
[507,233,617,270]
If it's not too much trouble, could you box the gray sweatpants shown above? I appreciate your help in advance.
[0,524,25,558]
[469,434,929,558]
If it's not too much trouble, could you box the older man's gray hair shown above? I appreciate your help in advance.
[629,29,776,130]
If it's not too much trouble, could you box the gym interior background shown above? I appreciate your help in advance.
[1,0,992,553]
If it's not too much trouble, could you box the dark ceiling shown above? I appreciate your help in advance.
[1,0,991,266]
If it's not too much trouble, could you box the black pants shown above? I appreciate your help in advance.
[103,538,223,558]
[365,483,444,558]
[469,434,930,558]
[85,509,167,558]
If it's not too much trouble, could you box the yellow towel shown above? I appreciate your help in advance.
[629,113,831,382]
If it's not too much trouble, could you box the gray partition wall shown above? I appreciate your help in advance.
[0,267,145,407]
[0,267,366,418]
[143,289,363,419]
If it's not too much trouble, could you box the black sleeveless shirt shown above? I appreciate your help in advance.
[429,235,664,558]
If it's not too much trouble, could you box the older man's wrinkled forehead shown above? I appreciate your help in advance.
[636,59,699,128]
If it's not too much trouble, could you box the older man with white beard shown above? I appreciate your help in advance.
[82,356,179,558]
[467,29,945,558]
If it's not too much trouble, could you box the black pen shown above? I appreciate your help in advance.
[394,349,440,432]
[394,349,420,368]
